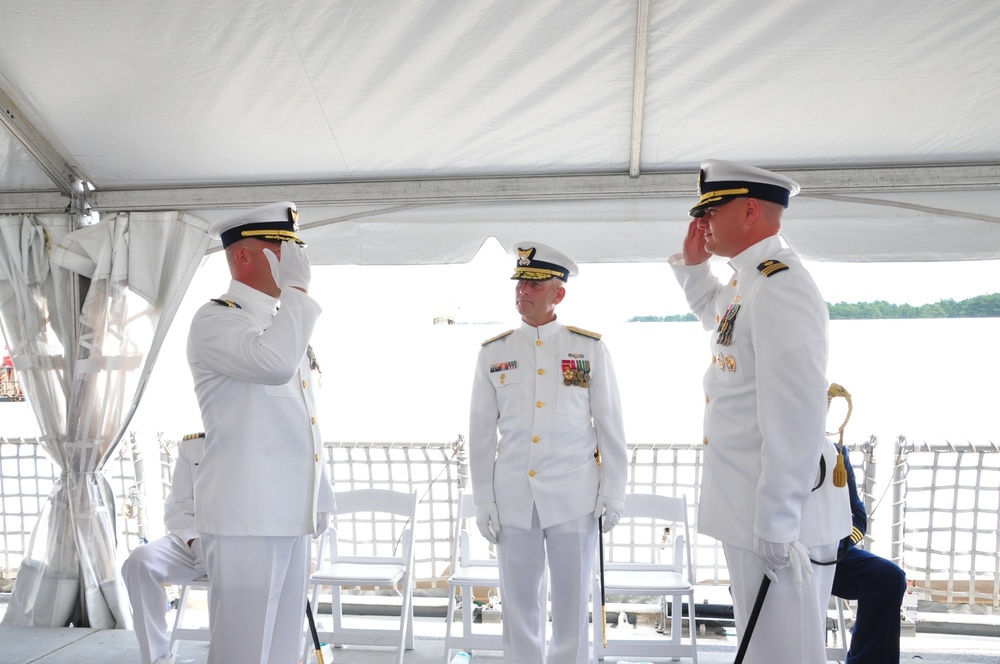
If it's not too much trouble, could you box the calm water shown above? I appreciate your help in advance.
[3,317,997,565]
[3,318,997,446]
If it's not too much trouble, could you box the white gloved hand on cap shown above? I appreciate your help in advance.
[263,240,311,292]
[754,536,790,583]
[475,502,500,544]
[593,495,625,532]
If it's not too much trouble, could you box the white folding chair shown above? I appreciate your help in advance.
[168,576,211,655]
[305,488,418,664]
[443,491,504,662]
[593,493,698,662]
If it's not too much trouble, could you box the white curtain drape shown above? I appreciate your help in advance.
[0,211,209,628]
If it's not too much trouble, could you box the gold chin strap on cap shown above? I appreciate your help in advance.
[827,383,853,488]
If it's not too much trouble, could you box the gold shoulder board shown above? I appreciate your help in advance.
[481,329,514,346]
[567,325,602,340]
[210,298,242,309]
[757,260,789,277]
[182,432,206,440]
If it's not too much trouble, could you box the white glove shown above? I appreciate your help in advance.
[263,240,312,292]
[315,512,330,539]
[593,496,625,532]
[188,538,204,570]
[788,540,813,585]
[754,536,790,583]
[476,502,500,544]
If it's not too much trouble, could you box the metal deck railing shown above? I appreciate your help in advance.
[2,434,998,619]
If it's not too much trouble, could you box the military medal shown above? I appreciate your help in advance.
[307,345,321,374]
[716,302,740,346]
[562,357,591,387]
[490,360,518,373]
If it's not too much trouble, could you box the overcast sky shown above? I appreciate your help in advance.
[261,238,1000,331]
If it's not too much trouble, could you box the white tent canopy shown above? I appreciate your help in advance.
[2,0,1000,631]
[2,0,1000,262]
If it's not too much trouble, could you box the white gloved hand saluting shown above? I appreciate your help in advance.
[263,240,312,292]
[476,502,500,544]
[754,536,790,583]
[593,495,625,532]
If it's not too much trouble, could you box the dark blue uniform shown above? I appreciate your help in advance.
[831,452,907,663]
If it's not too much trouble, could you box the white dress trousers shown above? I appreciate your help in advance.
[497,510,597,664]
[122,436,205,664]
[121,534,205,664]
[202,533,310,664]
[725,542,838,664]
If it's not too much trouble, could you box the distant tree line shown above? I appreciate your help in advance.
[629,313,698,322]
[630,293,1000,322]
[827,294,1000,319]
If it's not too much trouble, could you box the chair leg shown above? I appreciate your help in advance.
[396,578,414,664]
[330,584,343,646]
[444,587,457,663]
[688,594,699,664]
[169,584,192,657]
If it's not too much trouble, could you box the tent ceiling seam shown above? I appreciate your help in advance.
[804,193,1000,225]
[628,0,652,179]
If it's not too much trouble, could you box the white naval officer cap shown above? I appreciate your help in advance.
[211,201,305,248]
[689,159,800,218]
[509,241,579,282]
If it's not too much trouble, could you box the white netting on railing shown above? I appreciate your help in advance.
[895,437,1000,608]
[0,437,57,587]
[5,434,999,613]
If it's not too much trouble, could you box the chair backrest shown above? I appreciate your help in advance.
[451,490,498,570]
[321,488,418,566]
[608,493,694,580]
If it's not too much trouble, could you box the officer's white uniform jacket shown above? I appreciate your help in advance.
[670,235,850,550]
[164,436,204,545]
[187,279,335,537]
[469,319,628,530]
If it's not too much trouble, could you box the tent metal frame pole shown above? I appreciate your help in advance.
[2,163,1000,215]
[0,73,86,199]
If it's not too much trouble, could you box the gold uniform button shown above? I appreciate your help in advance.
[535,339,543,347]
[315,453,320,462]
[528,470,536,477]
[536,401,544,408]
[311,417,317,425]
[537,368,545,375]
[715,314,721,323]
[532,436,540,443]
[705,395,710,404]
[703,436,709,446]
[302,380,308,388]
[731,279,738,288]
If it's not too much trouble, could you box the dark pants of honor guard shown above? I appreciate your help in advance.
[831,546,907,664]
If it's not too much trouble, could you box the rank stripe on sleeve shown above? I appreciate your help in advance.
[757,260,789,277]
